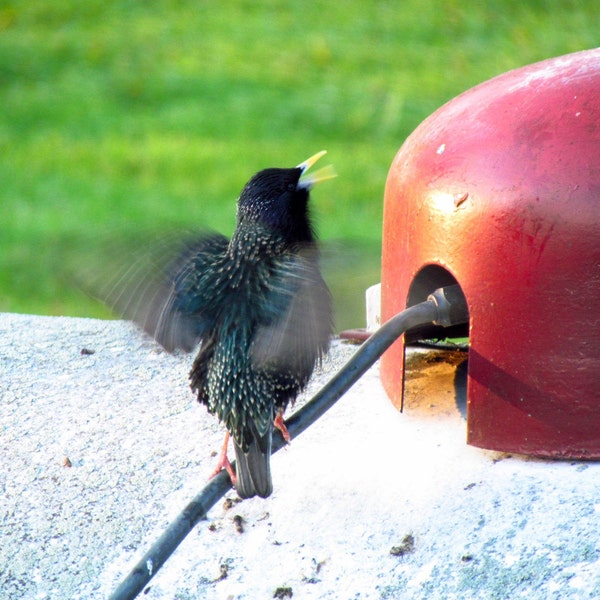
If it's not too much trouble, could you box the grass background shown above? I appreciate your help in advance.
[1,0,597,329]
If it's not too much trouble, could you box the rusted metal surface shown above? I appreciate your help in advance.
[338,328,371,343]
[381,49,600,458]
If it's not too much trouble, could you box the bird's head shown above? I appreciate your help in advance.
[236,151,335,244]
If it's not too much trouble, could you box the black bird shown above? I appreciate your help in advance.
[107,151,335,498]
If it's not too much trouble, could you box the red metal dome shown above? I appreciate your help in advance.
[381,49,600,458]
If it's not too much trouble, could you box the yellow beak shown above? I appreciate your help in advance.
[297,150,337,188]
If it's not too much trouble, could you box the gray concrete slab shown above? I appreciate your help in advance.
[1,312,598,599]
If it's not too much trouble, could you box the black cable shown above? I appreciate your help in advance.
[108,285,468,600]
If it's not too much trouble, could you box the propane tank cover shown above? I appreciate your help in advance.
[380,49,600,459]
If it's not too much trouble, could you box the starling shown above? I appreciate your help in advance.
[107,151,335,498]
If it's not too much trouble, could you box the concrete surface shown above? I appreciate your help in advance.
[1,312,599,599]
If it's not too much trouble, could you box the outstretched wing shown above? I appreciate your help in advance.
[100,231,230,352]
[250,245,333,384]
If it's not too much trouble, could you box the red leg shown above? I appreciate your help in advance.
[209,431,237,486]
[274,408,291,443]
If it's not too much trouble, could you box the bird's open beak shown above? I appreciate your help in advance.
[297,150,337,189]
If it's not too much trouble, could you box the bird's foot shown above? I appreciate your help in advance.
[209,432,237,486]
[274,410,291,443]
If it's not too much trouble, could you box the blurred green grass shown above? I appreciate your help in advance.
[1,0,597,329]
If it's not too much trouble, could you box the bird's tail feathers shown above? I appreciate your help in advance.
[233,427,273,499]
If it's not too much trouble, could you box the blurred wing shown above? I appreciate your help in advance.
[251,246,333,381]
[99,231,229,352]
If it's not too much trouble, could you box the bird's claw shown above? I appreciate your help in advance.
[274,410,291,443]
[209,432,237,486]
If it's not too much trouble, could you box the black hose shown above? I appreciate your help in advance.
[108,285,468,600]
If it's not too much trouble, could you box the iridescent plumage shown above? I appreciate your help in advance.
[107,153,334,498]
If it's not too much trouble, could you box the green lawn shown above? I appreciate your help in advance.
[1,0,597,329]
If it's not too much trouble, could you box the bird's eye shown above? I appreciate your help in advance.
[286,183,296,192]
